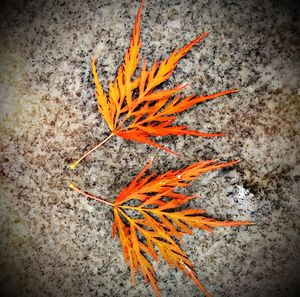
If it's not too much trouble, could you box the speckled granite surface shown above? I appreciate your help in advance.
[0,0,299,296]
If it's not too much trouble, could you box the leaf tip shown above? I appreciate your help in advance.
[231,159,241,165]
[179,83,189,90]
[222,159,240,168]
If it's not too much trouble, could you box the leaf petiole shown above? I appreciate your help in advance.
[68,183,114,206]
[70,133,115,169]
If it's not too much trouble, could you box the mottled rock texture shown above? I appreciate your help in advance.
[0,0,299,296]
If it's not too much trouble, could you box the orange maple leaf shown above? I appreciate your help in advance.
[69,159,252,296]
[70,0,237,169]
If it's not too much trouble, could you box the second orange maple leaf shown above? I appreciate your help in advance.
[69,159,252,296]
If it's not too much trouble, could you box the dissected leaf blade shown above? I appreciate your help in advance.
[69,159,253,296]
[70,0,239,169]
[111,159,252,296]
[102,3,237,152]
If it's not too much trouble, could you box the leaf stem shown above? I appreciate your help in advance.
[69,183,114,207]
[70,133,114,169]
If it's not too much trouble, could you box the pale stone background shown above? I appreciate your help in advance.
[0,0,299,296]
